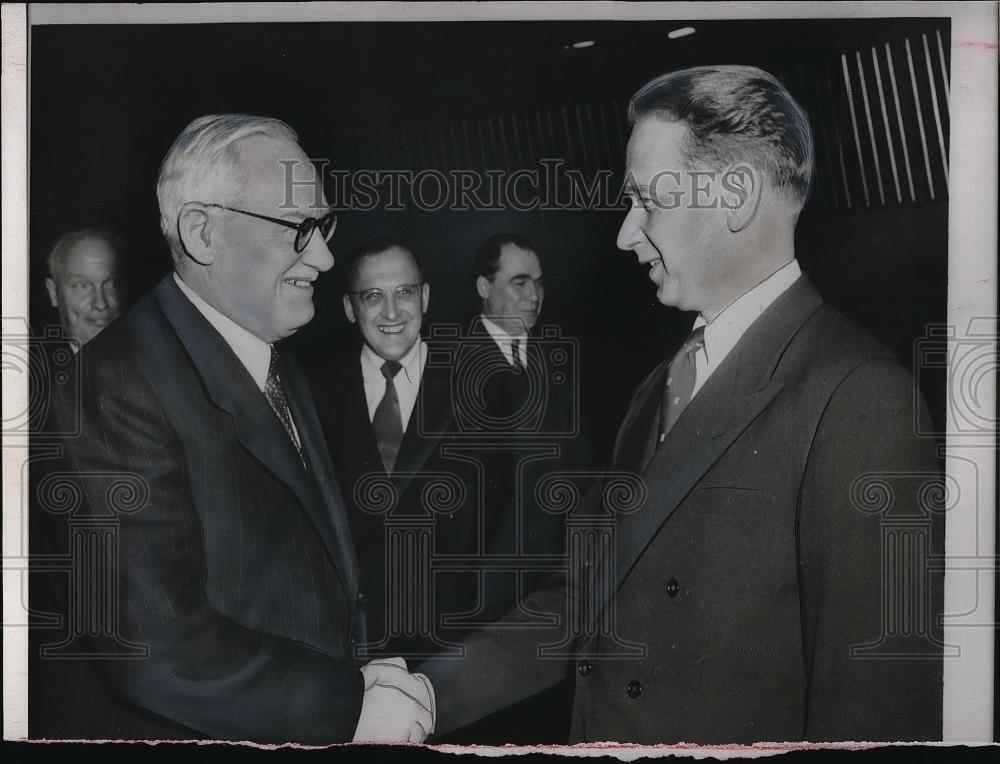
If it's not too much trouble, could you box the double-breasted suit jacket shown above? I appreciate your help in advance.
[47,276,365,743]
[424,277,943,744]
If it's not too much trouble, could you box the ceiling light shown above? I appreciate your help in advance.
[568,40,596,49]
[668,27,696,40]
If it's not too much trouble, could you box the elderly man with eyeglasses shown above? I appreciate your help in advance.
[49,114,434,744]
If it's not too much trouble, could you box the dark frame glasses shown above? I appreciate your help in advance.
[196,203,337,253]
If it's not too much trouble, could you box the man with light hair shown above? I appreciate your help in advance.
[45,228,124,348]
[51,114,433,743]
[419,66,942,744]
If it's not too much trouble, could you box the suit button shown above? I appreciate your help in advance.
[626,680,643,699]
[666,579,680,598]
[357,592,368,605]
[577,660,592,677]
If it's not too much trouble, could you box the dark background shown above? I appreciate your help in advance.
[29,18,951,467]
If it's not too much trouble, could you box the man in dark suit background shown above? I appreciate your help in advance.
[28,228,127,738]
[310,239,479,662]
[421,66,943,743]
[434,235,583,743]
[41,114,433,743]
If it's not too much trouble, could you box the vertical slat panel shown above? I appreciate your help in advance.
[871,46,903,204]
[922,32,949,189]
[809,62,841,209]
[476,118,489,169]
[905,37,935,201]
[935,29,951,109]
[438,122,450,170]
[885,41,916,203]
[597,101,616,170]
[856,51,886,205]
[461,119,473,170]
[486,116,500,171]
[521,113,536,168]
[510,112,524,171]
[561,107,576,169]
[501,115,514,171]
[824,57,853,209]
[841,53,871,207]
[575,105,591,177]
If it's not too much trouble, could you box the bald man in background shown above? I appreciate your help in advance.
[45,229,125,349]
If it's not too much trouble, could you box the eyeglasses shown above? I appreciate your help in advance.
[198,203,337,253]
[350,283,424,309]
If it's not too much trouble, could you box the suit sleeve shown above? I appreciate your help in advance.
[798,360,943,742]
[417,479,610,736]
[57,353,364,743]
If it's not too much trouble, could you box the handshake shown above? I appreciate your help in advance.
[352,657,436,743]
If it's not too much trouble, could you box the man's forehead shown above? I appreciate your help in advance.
[239,134,326,209]
[497,245,541,275]
[61,240,118,271]
[625,117,690,181]
[355,248,419,286]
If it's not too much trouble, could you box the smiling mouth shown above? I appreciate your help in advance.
[284,277,315,289]
[377,324,406,335]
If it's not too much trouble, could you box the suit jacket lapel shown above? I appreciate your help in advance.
[393,362,452,497]
[605,277,824,601]
[611,361,668,474]
[338,356,382,480]
[154,276,358,596]
[282,352,361,598]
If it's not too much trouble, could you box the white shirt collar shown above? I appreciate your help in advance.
[480,314,528,367]
[690,259,802,396]
[360,337,424,386]
[359,339,426,431]
[173,273,273,392]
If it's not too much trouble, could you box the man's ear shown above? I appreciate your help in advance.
[343,294,357,324]
[476,275,492,301]
[45,277,59,308]
[723,163,763,233]
[420,282,430,315]
[177,203,216,265]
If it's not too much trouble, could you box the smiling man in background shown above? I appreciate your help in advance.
[311,238,479,666]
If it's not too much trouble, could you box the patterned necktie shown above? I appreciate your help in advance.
[510,338,525,372]
[373,360,404,472]
[265,346,303,460]
[659,325,707,445]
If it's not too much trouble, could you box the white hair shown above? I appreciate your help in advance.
[156,113,298,260]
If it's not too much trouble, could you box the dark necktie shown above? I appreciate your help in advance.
[373,360,404,472]
[265,346,303,460]
[658,325,707,445]
[510,338,525,372]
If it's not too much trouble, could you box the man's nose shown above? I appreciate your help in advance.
[93,286,109,310]
[382,293,400,320]
[302,234,335,272]
[616,207,643,251]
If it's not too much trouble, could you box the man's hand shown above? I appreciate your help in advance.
[352,657,436,743]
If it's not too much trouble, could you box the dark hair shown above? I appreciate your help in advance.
[474,233,538,281]
[46,228,126,280]
[344,237,424,292]
[628,65,814,207]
